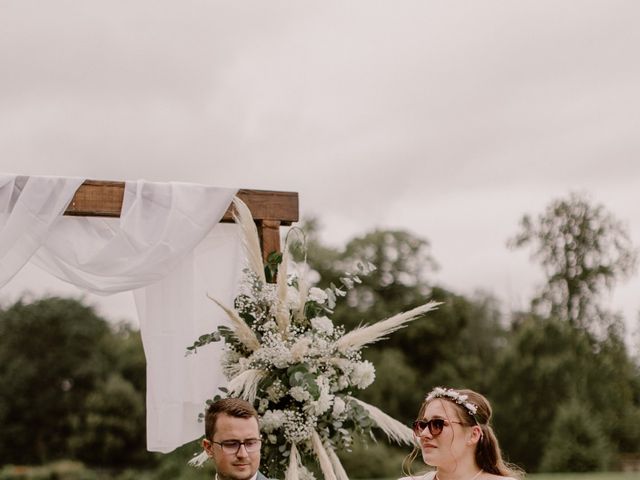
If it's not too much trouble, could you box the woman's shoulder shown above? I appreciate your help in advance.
[398,472,436,480]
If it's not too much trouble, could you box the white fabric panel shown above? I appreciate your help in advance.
[0,174,243,453]
[0,174,84,287]
[31,180,237,294]
[135,223,242,452]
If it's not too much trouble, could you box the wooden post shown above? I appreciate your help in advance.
[64,180,299,264]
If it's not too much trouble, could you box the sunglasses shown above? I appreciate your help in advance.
[412,418,463,437]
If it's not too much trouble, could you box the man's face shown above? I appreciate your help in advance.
[203,413,261,480]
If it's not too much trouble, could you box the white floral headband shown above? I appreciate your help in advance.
[425,387,479,417]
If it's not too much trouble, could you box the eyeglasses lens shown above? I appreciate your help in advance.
[220,439,262,454]
[412,419,445,436]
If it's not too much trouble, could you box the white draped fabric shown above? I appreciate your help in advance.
[0,174,243,452]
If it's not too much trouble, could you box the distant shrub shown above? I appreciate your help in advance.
[540,399,614,472]
[0,461,96,480]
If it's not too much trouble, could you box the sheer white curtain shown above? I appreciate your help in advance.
[0,174,242,452]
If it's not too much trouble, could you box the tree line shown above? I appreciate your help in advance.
[1,192,639,475]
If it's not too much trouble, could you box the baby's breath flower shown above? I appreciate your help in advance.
[283,410,316,444]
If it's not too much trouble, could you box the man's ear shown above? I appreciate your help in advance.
[203,438,214,457]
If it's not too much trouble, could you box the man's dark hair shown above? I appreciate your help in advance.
[204,397,259,440]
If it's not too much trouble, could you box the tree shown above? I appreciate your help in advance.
[0,297,150,466]
[508,192,637,331]
[491,314,640,472]
[0,297,112,463]
[539,398,614,472]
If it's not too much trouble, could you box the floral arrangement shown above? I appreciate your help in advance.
[188,198,439,480]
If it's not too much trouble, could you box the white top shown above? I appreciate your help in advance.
[399,472,436,480]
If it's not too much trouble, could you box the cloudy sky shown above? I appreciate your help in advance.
[2,1,639,344]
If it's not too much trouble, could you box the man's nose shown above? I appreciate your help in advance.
[236,444,249,458]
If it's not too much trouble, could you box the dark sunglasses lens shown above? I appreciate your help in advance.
[430,419,444,435]
[412,420,425,435]
[413,419,445,436]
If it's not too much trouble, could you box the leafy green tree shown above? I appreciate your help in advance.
[539,398,614,472]
[70,373,147,466]
[0,297,112,463]
[492,314,640,472]
[508,192,637,331]
[490,315,593,471]
[0,297,150,466]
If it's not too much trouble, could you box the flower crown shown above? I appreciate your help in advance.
[425,387,478,416]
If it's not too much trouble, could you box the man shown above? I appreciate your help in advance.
[202,397,270,480]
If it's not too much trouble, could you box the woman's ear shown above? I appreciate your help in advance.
[468,425,483,445]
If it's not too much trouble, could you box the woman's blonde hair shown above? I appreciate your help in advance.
[402,388,524,479]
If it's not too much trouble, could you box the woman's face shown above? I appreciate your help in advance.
[416,399,473,468]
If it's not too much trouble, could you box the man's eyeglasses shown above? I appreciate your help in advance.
[412,419,463,437]
[212,439,262,455]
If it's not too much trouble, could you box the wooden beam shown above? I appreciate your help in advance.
[63,180,299,264]
[64,180,299,224]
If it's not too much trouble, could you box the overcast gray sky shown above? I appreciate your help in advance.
[2,1,639,345]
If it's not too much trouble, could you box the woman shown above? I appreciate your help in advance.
[401,387,522,480]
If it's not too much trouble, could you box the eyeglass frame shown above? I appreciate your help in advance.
[412,418,465,437]
[211,438,262,455]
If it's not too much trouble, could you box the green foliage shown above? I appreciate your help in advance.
[0,461,97,480]
[509,192,637,331]
[492,315,640,472]
[0,297,150,467]
[338,440,409,479]
[69,374,146,466]
[540,399,614,472]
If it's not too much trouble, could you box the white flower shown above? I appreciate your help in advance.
[301,377,334,416]
[261,409,286,433]
[332,396,346,417]
[350,360,376,389]
[310,316,334,335]
[308,287,328,304]
[290,386,311,402]
[290,337,312,362]
[335,375,350,391]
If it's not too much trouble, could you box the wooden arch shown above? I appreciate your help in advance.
[64,180,299,261]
